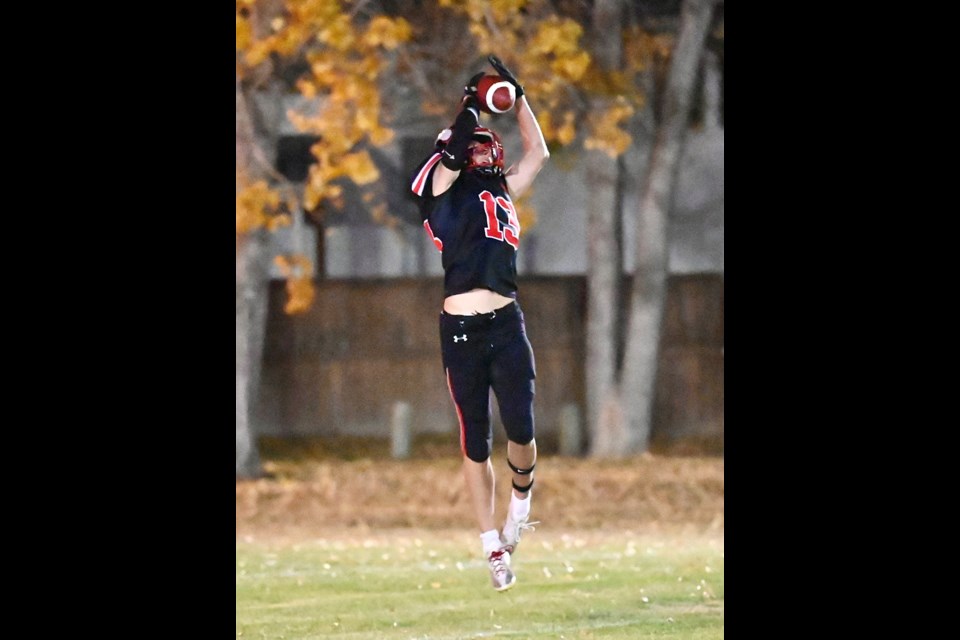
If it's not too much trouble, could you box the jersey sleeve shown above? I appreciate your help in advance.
[410,152,443,200]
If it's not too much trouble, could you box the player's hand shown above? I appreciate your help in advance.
[464,72,484,98]
[462,72,484,111]
[487,55,524,98]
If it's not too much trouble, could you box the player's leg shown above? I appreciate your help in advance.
[460,440,497,534]
[501,439,537,554]
[507,439,537,497]
[489,305,539,554]
[448,378,515,591]
[441,313,516,591]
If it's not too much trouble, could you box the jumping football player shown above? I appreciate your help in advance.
[409,55,550,591]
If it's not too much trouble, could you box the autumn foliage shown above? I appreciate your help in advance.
[236,1,676,315]
[237,0,413,312]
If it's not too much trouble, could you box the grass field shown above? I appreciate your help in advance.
[237,437,724,639]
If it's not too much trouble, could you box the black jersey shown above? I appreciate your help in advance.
[410,152,521,299]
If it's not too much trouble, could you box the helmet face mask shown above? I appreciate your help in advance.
[465,127,505,175]
[433,125,505,176]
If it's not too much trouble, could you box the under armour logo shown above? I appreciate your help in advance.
[454,334,468,342]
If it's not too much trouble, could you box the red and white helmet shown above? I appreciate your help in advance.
[465,127,505,175]
[435,125,505,176]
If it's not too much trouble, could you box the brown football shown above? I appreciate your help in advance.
[476,75,516,114]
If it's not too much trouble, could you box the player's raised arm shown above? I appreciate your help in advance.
[487,56,549,198]
[504,96,550,198]
[430,73,485,196]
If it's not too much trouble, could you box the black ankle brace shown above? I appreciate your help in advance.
[512,478,534,493]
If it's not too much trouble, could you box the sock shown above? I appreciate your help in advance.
[509,492,531,521]
[481,529,503,555]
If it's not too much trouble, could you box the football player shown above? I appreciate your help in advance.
[409,55,550,591]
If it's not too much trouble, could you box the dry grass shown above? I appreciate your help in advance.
[237,436,724,542]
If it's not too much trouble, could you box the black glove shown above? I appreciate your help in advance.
[487,55,524,98]
[464,72,484,99]
[461,72,484,111]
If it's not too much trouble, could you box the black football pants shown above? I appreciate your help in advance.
[439,300,536,462]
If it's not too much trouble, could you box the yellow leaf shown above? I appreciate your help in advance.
[530,17,583,56]
[296,78,317,99]
[557,112,577,146]
[236,15,252,52]
[516,190,538,232]
[354,108,380,135]
[340,151,379,185]
[552,51,591,81]
[304,184,321,212]
[275,255,315,316]
[244,41,272,67]
[362,16,412,50]
[236,181,281,235]
[369,125,394,146]
[318,15,355,51]
[266,213,292,232]
[490,0,527,21]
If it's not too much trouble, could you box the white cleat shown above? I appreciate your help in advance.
[501,514,539,555]
[488,548,516,591]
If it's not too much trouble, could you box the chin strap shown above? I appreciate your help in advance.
[469,165,502,177]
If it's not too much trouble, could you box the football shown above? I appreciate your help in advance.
[476,75,516,114]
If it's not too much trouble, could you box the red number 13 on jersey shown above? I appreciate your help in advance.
[479,190,520,249]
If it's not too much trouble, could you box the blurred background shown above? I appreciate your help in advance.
[236,0,724,479]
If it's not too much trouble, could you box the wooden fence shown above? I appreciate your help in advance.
[255,274,723,454]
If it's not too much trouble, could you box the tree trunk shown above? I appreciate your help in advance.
[585,0,630,457]
[236,231,270,478]
[236,77,268,479]
[619,0,716,453]
[585,152,625,455]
